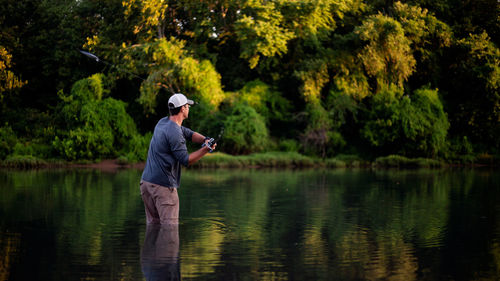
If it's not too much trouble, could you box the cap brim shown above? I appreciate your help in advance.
[187,99,194,105]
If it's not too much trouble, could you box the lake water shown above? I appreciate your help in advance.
[0,168,499,280]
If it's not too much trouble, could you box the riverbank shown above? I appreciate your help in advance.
[1,151,498,169]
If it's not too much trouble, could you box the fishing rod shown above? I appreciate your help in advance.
[79,49,179,93]
[78,49,146,81]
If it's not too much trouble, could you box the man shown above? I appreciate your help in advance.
[140,93,216,225]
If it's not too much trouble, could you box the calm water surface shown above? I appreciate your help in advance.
[0,168,499,280]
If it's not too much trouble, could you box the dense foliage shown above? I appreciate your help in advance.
[53,74,149,162]
[0,0,498,162]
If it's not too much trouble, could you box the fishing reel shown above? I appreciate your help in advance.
[201,137,216,153]
[201,128,224,153]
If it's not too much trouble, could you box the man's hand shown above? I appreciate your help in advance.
[202,138,217,153]
[188,139,216,166]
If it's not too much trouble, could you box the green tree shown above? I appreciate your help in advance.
[0,0,497,160]
[0,0,109,107]
[361,85,449,157]
[443,32,499,151]
[0,0,131,144]
[53,74,141,161]
[294,58,333,157]
[122,0,169,40]
[407,0,499,43]
[236,79,291,123]
[126,38,226,117]
[223,103,269,154]
[391,2,452,87]
[355,13,416,90]
[234,0,295,69]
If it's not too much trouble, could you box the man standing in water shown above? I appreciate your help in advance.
[140,93,216,225]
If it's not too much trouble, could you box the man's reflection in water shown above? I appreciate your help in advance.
[141,223,180,281]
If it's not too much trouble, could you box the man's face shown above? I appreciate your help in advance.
[182,104,190,118]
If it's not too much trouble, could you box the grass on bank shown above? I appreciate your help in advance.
[191,151,322,168]
[373,155,444,168]
[0,155,48,168]
[1,151,497,169]
[192,152,441,169]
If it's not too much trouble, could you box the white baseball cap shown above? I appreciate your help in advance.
[168,93,194,109]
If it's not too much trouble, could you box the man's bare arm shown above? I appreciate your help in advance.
[191,132,206,144]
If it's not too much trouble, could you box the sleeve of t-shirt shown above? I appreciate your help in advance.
[170,128,190,167]
[181,126,194,141]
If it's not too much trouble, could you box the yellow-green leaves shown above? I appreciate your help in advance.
[331,51,371,100]
[356,14,416,90]
[393,2,451,47]
[235,0,347,68]
[0,47,27,101]
[122,0,169,39]
[458,32,499,92]
[130,38,225,113]
[72,73,107,102]
[392,1,452,65]
[235,1,294,68]
[281,0,337,45]
[295,58,329,105]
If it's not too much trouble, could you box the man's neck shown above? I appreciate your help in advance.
[169,114,183,126]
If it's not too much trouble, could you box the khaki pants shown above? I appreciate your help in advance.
[140,180,179,225]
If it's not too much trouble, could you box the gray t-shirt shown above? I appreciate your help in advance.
[141,117,194,188]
